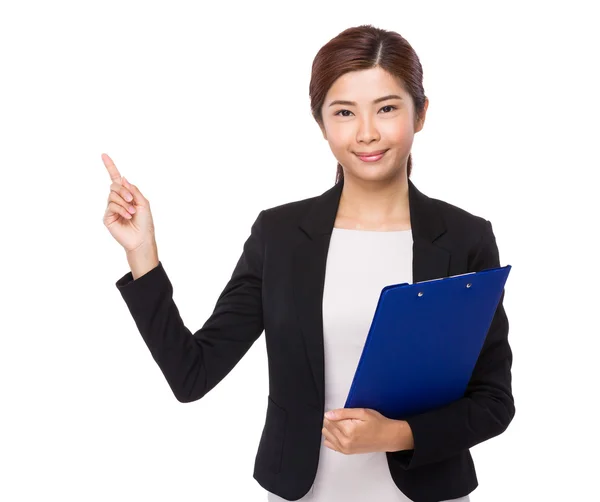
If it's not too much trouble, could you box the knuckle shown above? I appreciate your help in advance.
[109,201,123,213]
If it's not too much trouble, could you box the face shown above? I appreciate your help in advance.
[319,66,428,183]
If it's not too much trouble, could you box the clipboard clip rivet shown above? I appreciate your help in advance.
[418,291,423,296]
[466,283,472,288]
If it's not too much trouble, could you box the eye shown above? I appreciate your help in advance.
[334,105,398,117]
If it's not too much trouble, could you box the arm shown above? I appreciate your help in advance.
[389,219,515,469]
[115,210,266,403]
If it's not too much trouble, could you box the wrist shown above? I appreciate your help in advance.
[126,241,159,280]
[386,419,414,452]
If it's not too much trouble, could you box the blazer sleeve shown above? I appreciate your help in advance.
[389,219,515,469]
[114,210,266,403]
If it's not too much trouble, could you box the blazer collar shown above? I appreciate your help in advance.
[293,177,451,409]
[298,176,446,242]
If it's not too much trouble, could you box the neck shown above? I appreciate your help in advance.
[338,171,410,226]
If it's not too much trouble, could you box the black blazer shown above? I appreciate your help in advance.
[115,177,515,502]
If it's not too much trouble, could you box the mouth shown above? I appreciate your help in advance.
[354,149,389,162]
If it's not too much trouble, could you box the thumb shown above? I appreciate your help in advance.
[324,409,345,420]
[325,408,367,420]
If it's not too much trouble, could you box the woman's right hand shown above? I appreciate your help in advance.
[102,153,156,253]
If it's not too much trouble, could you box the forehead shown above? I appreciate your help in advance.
[325,67,407,102]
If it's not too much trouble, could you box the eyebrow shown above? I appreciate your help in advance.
[328,94,403,107]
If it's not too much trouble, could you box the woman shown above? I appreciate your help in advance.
[104,25,514,502]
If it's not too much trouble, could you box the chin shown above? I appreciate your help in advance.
[349,156,407,180]
[345,162,397,180]
[350,169,398,184]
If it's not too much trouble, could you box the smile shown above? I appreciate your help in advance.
[355,150,388,162]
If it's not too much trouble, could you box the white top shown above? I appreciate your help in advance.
[267,228,470,502]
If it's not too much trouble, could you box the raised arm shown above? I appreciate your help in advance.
[115,210,266,403]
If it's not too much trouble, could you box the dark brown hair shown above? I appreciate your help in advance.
[309,25,427,184]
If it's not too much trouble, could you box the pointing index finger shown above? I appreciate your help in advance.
[101,153,122,183]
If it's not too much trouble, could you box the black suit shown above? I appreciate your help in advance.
[116,177,515,502]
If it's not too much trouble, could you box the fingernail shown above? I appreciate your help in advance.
[125,193,132,202]
[325,411,334,419]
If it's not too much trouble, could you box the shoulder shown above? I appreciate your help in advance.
[255,184,494,246]
[426,194,500,269]
[431,195,488,231]
[256,192,321,233]
[263,193,319,218]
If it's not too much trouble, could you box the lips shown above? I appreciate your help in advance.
[355,149,388,157]
[355,149,389,162]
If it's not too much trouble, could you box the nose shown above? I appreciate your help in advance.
[356,116,380,144]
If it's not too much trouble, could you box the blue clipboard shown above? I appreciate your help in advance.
[344,265,511,420]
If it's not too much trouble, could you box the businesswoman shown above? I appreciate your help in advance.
[104,25,514,502]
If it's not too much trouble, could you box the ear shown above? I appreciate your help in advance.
[415,96,429,133]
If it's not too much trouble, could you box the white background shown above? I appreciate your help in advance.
[1,1,598,500]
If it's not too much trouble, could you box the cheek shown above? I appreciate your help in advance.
[328,132,353,153]
[383,121,413,143]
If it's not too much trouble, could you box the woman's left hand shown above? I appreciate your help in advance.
[322,408,406,454]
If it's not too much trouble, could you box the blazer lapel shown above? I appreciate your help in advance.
[292,177,451,408]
